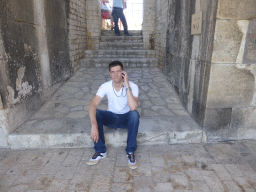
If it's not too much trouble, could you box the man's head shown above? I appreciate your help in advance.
[109,61,124,84]
[109,60,124,71]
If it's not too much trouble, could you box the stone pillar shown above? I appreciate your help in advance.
[34,0,51,90]
[142,0,156,50]
[86,0,101,50]
[205,0,256,140]
[0,32,8,147]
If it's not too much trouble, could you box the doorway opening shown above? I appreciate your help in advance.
[101,0,143,30]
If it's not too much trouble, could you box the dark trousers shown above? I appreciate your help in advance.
[112,7,129,35]
[94,109,140,153]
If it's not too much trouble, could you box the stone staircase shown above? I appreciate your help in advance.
[7,30,205,149]
[83,30,157,68]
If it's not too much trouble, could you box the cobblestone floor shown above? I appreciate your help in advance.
[1,140,256,191]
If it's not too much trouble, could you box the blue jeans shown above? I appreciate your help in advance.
[94,109,140,153]
[112,7,129,35]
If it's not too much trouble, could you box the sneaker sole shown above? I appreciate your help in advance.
[128,162,138,169]
[86,154,107,166]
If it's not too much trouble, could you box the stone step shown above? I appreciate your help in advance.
[84,50,156,58]
[100,36,143,43]
[100,42,144,50]
[101,30,142,36]
[8,116,205,149]
[82,57,158,68]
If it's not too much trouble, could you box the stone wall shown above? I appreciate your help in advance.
[68,0,87,72]
[205,0,256,141]
[154,0,169,71]
[156,0,218,138]
[159,0,256,141]
[0,0,87,147]
[142,0,156,50]
[85,0,101,50]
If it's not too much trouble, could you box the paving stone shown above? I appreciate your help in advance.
[151,166,170,182]
[233,176,255,192]
[111,183,133,192]
[167,163,184,174]
[0,174,20,191]
[211,164,233,180]
[242,140,256,153]
[68,173,91,191]
[136,152,150,163]
[184,167,204,180]
[49,149,69,162]
[201,171,225,191]
[225,164,244,177]
[47,179,70,191]
[133,176,153,189]
[240,152,256,171]
[169,173,192,190]
[190,180,211,192]
[90,172,112,192]
[236,164,256,176]
[6,184,30,192]
[125,162,149,177]
[153,183,174,192]
[150,155,166,167]
[54,167,76,180]
[61,154,82,167]
[222,180,243,192]
[13,170,40,185]
[113,167,134,182]
[39,160,62,174]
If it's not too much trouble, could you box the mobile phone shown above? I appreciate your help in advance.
[122,73,125,78]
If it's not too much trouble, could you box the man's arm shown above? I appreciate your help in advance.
[122,0,125,9]
[88,95,102,143]
[122,71,139,111]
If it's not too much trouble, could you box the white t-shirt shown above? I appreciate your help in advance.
[96,80,139,114]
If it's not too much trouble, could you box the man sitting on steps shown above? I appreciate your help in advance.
[87,60,140,169]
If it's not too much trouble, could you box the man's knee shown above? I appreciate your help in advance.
[129,110,140,121]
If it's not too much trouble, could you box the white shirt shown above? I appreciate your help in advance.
[96,80,139,114]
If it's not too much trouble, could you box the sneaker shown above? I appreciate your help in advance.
[124,33,132,36]
[127,153,137,169]
[86,152,107,165]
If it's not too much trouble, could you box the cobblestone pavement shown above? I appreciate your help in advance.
[1,140,256,191]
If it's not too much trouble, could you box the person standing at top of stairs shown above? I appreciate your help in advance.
[112,0,132,36]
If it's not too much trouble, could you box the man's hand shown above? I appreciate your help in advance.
[90,124,99,143]
[122,71,129,86]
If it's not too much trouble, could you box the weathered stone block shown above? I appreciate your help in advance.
[207,64,255,108]
[6,0,34,23]
[2,21,25,57]
[212,20,244,63]
[243,21,256,64]
[231,107,256,130]
[217,0,256,20]
[204,108,232,141]
[21,23,38,56]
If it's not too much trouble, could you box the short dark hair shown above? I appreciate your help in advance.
[109,60,124,71]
